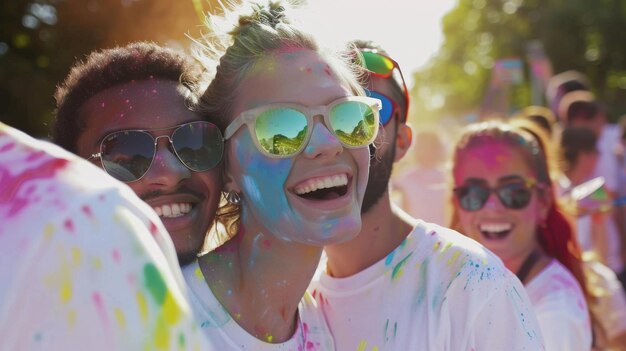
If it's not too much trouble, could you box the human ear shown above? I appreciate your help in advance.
[394,123,413,162]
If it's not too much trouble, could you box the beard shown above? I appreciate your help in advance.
[361,139,396,214]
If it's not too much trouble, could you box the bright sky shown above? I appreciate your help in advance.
[306,0,457,89]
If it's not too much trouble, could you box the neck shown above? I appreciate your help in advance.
[502,247,551,285]
[324,192,415,278]
[200,225,322,343]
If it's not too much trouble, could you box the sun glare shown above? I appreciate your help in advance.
[305,0,456,89]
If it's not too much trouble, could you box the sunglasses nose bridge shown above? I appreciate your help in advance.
[301,117,343,159]
[482,189,503,210]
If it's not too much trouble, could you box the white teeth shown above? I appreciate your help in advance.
[479,223,512,233]
[153,203,193,218]
[294,174,348,195]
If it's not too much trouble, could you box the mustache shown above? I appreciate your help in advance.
[139,187,205,202]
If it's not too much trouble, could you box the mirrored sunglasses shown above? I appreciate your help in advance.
[89,121,224,183]
[359,49,409,123]
[365,89,398,126]
[223,96,381,158]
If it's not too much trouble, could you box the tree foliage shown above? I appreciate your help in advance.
[0,0,208,138]
[411,0,626,123]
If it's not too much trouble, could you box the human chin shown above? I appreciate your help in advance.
[282,148,369,245]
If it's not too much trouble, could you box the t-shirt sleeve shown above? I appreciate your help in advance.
[467,274,546,351]
[0,188,210,351]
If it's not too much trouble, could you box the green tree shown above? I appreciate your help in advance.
[411,0,626,123]
[0,0,210,138]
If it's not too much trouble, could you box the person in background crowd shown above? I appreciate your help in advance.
[559,91,626,290]
[558,126,626,349]
[393,128,449,225]
[309,41,544,351]
[450,120,592,351]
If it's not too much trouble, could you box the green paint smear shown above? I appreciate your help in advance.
[391,252,413,280]
[144,263,167,305]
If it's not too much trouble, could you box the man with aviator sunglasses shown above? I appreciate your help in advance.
[53,42,227,266]
[310,41,544,350]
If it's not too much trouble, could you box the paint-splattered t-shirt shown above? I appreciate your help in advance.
[525,259,591,351]
[183,259,335,350]
[310,220,545,351]
[0,123,212,350]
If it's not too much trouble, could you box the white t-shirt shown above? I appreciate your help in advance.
[310,221,545,351]
[525,260,592,351]
[0,123,212,350]
[183,260,335,350]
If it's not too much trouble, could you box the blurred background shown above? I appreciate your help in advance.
[2,0,626,138]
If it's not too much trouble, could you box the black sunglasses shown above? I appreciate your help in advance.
[89,121,224,183]
[454,179,538,212]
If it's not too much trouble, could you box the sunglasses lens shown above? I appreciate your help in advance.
[456,185,490,212]
[498,183,532,209]
[366,90,393,125]
[100,131,155,182]
[329,100,377,147]
[255,108,308,156]
[172,121,224,171]
[361,51,394,77]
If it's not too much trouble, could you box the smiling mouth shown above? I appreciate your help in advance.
[294,174,349,201]
[153,203,193,218]
[479,222,513,240]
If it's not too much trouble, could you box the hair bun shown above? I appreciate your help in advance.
[238,2,286,29]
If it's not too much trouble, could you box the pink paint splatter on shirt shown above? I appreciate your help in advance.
[64,219,74,233]
[0,158,69,218]
[92,292,110,330]
[81,205,93,219]
[112,249,121,263]
[0,142,16,153]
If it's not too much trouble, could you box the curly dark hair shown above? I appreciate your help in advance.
[53,41,207,153]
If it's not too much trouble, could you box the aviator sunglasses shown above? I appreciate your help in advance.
[454,178,538,212]
[89,121,224,183]
[358,49,409,124]
[223,96,381,158]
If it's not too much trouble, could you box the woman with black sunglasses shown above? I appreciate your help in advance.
[450,119,592,351]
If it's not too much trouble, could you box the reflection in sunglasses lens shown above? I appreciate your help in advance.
[255,108,308,156]
[330,101,376,147]
[101,131,154,182]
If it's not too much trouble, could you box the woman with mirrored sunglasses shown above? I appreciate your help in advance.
[184,1,376,349]
[450,120,592,351]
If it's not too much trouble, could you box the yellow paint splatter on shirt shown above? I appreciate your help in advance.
[92,257,102,270]
[71,247,82,266]
[162,292,182,325]
[137,291,148,324]
[447,251,461,266]
[44,223,54,240]
[114,308,126,329]
[357,340,367,351]
[194,266,203,281]
[60,280,72,303]
[67,308,76,327]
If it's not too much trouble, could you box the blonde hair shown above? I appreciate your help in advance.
[192,0,364,236]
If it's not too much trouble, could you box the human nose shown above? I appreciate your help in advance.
[482,190,502,210]
[142,137,191,187]
[301,118,343,159]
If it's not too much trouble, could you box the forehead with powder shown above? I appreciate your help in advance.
[454,139,535,180]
